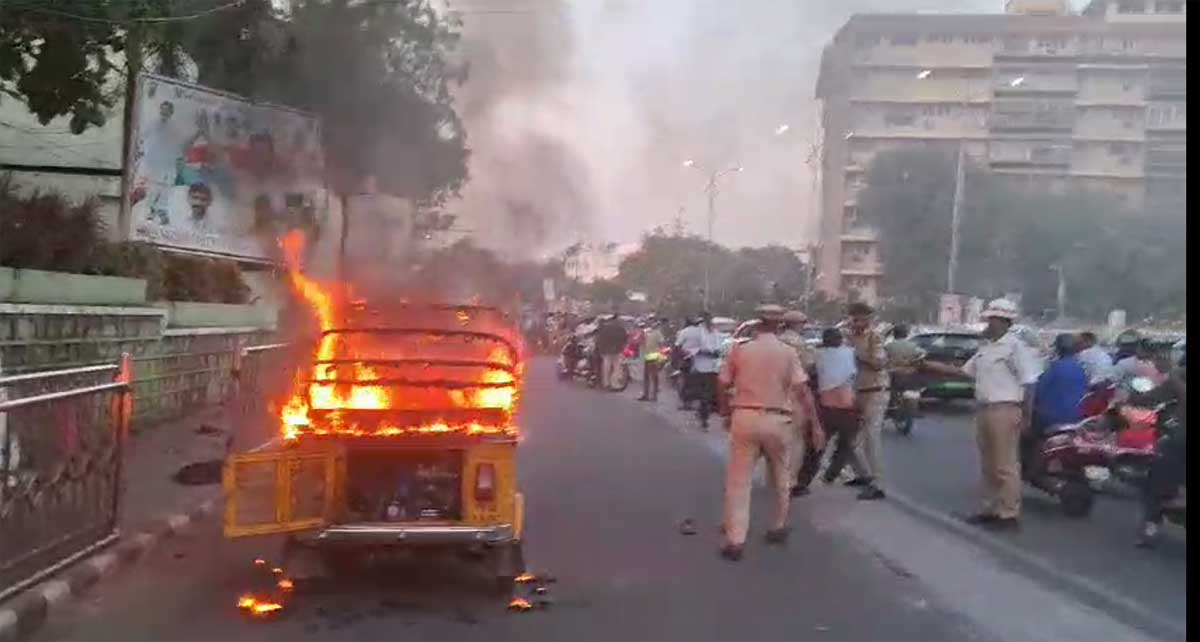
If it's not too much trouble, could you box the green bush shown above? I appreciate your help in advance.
[1,175,250,304]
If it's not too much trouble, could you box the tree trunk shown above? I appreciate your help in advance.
[338,191,350,282]
[118,26,144,242]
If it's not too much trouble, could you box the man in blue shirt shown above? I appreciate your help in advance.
[1022,334,1089,476]
[1033,334,1090,433]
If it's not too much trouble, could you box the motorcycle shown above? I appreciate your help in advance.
[886,388,921,435]
[557,339,600,388]
[1023,418,1111,517]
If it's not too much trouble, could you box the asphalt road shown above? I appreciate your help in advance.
[30,361,1169,641]
[881,402,1187,634]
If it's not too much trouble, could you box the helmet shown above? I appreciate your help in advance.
[982,298,1019,321]
[1116,330,1142,346]
[783,310,807,324]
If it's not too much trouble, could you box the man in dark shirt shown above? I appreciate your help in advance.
[1129,356,1186,548]
[595,315,629,390]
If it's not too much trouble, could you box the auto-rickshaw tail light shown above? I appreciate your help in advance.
[475,463,496,502]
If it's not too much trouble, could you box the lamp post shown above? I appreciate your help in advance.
[916,70,1024,294]
[682,159,743,310]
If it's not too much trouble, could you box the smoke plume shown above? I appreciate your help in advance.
[450,0,997,258]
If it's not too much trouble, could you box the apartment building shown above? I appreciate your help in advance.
[813,0,1186,305]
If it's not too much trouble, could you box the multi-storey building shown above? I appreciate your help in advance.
[813,0,1186,305]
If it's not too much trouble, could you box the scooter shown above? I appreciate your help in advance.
[1023,418,1111,517]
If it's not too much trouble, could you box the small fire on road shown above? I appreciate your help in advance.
[237,595,284,617]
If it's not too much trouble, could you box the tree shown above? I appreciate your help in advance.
[613,231,810,320]
[858,146,1186,321]
[183,0,468,207]
[1,0,468,206]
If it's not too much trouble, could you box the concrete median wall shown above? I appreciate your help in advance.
[0,303,275,430]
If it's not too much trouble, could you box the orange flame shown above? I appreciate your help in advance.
[276,230,521,441]
[237,595,284,616]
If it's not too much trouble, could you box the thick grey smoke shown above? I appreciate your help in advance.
[451,0,999,258]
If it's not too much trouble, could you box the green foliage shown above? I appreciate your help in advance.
[614,232,810,319]
[1,175,249,303]
[0,0,469,205]
[0,175,106,272]
[858,147,1186,322]
[183,0,469,205]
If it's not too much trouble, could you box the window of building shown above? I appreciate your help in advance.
[1156,1,1184,13]
[843,205,859,227]
[1118,1,1146,13]
[890,33,917,46]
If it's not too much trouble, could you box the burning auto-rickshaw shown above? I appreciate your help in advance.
[222,257,527,591]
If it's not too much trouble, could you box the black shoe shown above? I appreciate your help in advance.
[719,544,744,562]
[765,527,791,545]
[790,485,809,498]
[1135,522,1161,549]
[962,512,1001,526]
[844,477,871,488]
[857,486,886,501]
[981,517,1020,532]
[637,396,650,401]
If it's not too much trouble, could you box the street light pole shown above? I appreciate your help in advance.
[705,181,716,310]
[919,71,1024,295]
[947,142,966,294]
[683,160,742,310]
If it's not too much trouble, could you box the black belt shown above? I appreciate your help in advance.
[732,405,791,416]
[857,387,888,394]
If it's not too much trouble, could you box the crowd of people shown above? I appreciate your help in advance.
[677,300,1184,559]
[538,300,1185,556]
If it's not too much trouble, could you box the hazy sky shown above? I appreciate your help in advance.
[448,0,1088,258]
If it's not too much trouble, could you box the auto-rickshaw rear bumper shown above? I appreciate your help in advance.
[298,523,516,546]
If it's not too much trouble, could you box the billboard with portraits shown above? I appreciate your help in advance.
[125,74,327,262]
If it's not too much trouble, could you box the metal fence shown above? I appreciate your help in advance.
[0,357,132,602]
[229,342,298,452]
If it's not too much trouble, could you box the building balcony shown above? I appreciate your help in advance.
[841,263,884,277]
[840,228,879,243]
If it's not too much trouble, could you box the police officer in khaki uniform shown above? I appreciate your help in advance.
[844,302,889,500]
[926,299,1038,530]
[779,310,818,485]
[717,305,823,561]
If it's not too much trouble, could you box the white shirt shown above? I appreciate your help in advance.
[815,346,857,392]
[677,324,721,374]
[1076,345,1114,385]
[962,331,1040,404]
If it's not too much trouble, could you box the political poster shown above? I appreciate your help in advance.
[124,74,328,262]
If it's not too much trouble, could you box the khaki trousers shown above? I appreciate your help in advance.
[850,391,888,484]
[978,403,1023,519]
[724,410,794,546]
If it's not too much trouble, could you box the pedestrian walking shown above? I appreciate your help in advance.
[638,317,668,402]
[717,305,823,561]
[595,314,628,390]
[794,327,860,495]
[673,317,699,410]
[678,312,722,430]
[844,302,889,500]
[925,298,1039,531]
